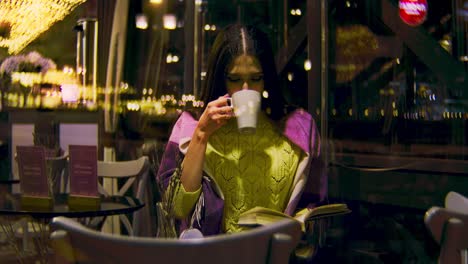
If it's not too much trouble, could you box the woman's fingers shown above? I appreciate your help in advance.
[198,96,235,135]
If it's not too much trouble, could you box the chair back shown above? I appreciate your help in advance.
[446,191,468,213]
[46,154,69,194]
[97,156,155,237]
[425,206,468,264]
[50,216,301,264]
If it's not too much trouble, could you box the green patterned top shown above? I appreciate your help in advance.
[205,113,303,233]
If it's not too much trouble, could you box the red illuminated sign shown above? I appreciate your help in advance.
[399,0,428,26]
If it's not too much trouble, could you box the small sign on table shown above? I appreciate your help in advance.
[16,146,52,207]
[68,145,100,208]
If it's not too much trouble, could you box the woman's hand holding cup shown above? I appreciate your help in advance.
[196,95,233,138]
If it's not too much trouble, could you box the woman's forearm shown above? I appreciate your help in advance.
[180,127,209,192]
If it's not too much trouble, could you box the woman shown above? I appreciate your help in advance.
[157,24,323,236]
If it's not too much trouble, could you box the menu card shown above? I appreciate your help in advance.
[69,145,98,197]
[16,146,50,198]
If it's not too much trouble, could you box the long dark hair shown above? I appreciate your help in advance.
[196,24,286,121]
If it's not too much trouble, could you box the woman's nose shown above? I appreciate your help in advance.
[242,82,249,90]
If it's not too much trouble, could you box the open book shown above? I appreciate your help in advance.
[238,203,351,231]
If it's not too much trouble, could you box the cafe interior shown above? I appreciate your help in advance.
[0,0,467,263]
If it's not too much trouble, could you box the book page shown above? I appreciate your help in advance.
[294,203,351,223]
[238,206,296,226]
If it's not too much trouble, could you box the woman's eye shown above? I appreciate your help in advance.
[251,75,263,82]
[227,76,241,82]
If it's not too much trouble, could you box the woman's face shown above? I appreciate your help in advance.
[225,54,264,96]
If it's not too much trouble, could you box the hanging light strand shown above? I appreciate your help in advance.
[0,0,86,54]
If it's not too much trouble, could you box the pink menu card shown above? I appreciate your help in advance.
[16,146,50,197]
[69,145,98,197]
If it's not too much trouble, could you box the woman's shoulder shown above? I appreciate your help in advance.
[281,107,315,129]
[168,111,198,143]
[281,107,317,153]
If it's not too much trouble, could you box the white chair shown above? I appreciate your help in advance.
[97,156,155,237]
[446,191,468,213]
[425,192,468,264]
[50,216,301,264]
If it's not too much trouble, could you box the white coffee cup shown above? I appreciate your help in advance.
[230,90,261,134]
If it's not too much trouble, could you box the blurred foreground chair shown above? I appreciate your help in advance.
[97,156,156,237]
[50,216,301,264]
[424,191,468,264]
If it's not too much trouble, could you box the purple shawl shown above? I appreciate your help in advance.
[156,109,326,236]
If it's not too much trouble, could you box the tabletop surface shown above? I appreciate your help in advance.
[0,193,144,218]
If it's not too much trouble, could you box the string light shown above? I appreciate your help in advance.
[0,0,86,54]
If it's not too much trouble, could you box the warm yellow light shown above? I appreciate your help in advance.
[0,0,86,54]
[136,14,148,30]
[150,0,163,4]
[163,14,177,30]
[304,59,312,71]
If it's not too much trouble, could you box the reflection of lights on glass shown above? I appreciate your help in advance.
[364,109,369,117]
[460,55,468,62]
[166,54,173,63]
[204,24,217,31]
[440,39,450,46]
[348,109,353,116]
[148,88,153,95]
[166,54,179,63]
[392,101,396,108]
[127,102,140,111]
[346,1,351,7]
[136,14,148,29]
[380,109,384,116]
[201,71,207,77]
[396,58,400,64]
[287,72,294,81]
[143,88,147,95]
[290,9,302,16]
[150,0,162,4]
[304,59,312,71]
[61,84,79,103]
[163,14,177,30]
[262,91,269,99]
[62,66,74,74]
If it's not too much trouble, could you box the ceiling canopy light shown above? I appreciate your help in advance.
[0,0,86,54]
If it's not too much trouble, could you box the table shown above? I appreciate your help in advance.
[0,193,144,263]
[0,193,144,218]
